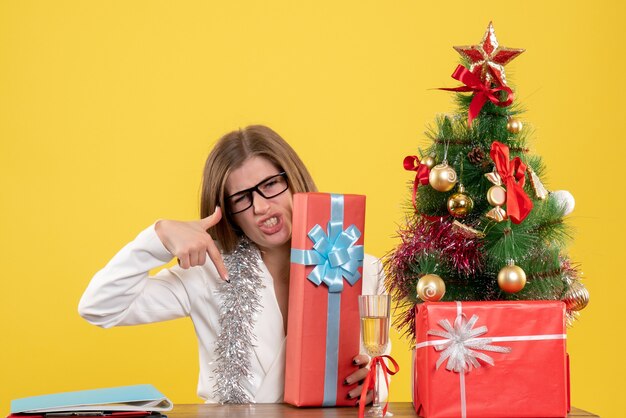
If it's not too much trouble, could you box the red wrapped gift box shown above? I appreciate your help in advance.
[413,301,568,418]
[285,193,365,406]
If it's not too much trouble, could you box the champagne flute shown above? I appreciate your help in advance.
[358,294,391,417]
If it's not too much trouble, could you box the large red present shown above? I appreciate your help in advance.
[285,193,365,406]
[412,301,568,418]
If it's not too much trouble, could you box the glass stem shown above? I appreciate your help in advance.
[372,360,380,409]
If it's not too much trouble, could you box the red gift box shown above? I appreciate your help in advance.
[412,301,568,418]
[285,193,365,406]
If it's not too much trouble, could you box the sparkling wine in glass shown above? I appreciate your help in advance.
[358,294,391,417]
[361,315,390,356]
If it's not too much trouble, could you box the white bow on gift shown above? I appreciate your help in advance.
[428,314,511,373]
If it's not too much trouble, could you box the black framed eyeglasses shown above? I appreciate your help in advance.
[226,172,289,214]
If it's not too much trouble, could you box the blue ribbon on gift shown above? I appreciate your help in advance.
[291,194,364,406]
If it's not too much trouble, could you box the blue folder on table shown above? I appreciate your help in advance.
[11,385,173,414]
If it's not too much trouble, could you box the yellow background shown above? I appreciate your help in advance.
[1,1,623,416]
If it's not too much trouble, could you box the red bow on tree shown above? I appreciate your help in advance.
[403,155,430,211]
[440,65,514,127]
[490,141,533,224]
[358,355,400,418]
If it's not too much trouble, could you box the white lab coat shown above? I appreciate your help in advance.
[78,224,386,403]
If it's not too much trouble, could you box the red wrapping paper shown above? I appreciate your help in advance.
[413,301,568,418]
[284,193,365,406]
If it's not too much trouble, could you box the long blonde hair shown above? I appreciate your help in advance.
[200,125,317,253]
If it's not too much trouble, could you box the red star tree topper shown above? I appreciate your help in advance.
[453,22,524,87]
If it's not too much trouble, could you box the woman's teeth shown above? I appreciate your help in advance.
[263,217,278,227]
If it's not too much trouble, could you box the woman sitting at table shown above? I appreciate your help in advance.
[78,125,386,405]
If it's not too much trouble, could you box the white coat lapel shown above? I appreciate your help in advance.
[252,262,286,375]
[253,338,286,402]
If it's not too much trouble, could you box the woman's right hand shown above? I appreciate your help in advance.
[155,207,229,281]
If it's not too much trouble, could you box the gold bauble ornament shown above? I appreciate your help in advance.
[506,117,523,134]
[422,154,436,169]
[447,184,474,218]
[416,274,446,302]
[497,261,527,293]
[563,281,590,311]
[428,162,458,192]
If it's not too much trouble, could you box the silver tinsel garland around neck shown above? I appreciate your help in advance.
[212,237,264,404]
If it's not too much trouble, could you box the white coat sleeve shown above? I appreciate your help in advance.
[78,224,194,328]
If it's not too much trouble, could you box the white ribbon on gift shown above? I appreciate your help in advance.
[426,311,512,372]
[415,302,567,418]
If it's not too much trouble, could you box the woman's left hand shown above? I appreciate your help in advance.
[344,354,372,405]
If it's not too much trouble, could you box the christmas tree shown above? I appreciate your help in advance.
[385,22,589,341]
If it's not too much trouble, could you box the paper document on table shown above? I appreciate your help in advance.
[10,385,173,414]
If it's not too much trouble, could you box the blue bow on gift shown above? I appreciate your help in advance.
[291,220,364,293]
[290,193,365,406]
